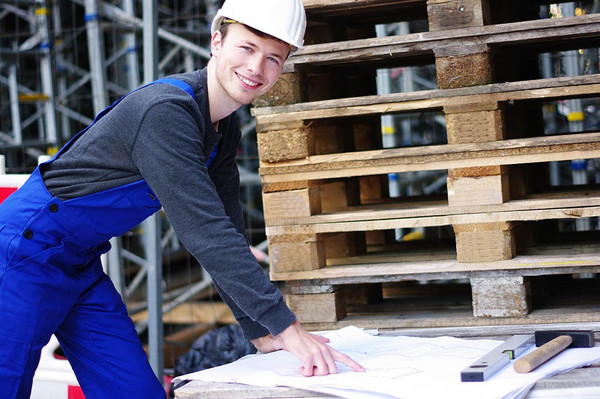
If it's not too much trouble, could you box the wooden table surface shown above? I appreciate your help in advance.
[174,362,600,399]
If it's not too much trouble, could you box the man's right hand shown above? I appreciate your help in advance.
[251,321,365,377]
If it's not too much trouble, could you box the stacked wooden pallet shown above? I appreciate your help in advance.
[254,0,600,331]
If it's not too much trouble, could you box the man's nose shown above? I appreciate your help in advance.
[247,54,264,75]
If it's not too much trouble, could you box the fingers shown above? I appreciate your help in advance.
[300,345,365,377]
[311,334,330,344]
[331,349,366,372]
[278,322,365,377]
[300,359,335,377]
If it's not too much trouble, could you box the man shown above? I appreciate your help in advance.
[0,0,363,398]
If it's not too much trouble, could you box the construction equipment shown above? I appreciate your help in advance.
[461,330,596,381]
[461,335,535,382]
[514,330,595,373]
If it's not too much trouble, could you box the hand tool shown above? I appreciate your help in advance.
[513,330,595,373]
[461,334,535,382]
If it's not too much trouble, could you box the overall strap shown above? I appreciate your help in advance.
[49,77,218,167]
[153,78,195,98]
[153,78,218,167]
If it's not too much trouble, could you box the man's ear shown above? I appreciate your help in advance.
[211,30,223,57]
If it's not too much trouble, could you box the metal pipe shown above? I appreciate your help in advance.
[142,0,164,379]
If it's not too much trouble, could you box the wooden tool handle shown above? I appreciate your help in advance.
[513,335,573,373]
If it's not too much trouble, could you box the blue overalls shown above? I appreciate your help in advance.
[0,79,206,399]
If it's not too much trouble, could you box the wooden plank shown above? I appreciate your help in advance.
[435,51,495,88]
[130,301,234,325]
[253,74,600,125]
[373,322,600,339]
[427,0,490,31]
[268,188,600,226]
[447,173,510,206]
[286,289,347,323]
[454,221,516,262]
[268,233,326,272]
[284,14,600,71]
[257,127,311,162]
[263,187,321,225]
[254,72,306,108]
[175,380,336,398]
[302,0,427,27]
[264,188,600,235]
[303,0,425,14]
[445,105,504,143]
[330,307,600,331]
[258,132,600,183]
[269,242,600,282]
[267,205,600,235]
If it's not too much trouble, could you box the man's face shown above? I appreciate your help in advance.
[211,23,289,107]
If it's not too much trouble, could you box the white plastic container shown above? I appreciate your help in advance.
[31,335,85,399]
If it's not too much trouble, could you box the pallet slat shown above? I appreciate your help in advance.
[260,132,600,183]
[284,14,600,71]
[254,75,600,125]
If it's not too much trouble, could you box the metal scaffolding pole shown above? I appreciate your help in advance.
[123,0,141,90]
[51,0,72,143]
[84,0,108,112]
[35,0,58,148]
[142,0,164,380]
[8,64,22,145]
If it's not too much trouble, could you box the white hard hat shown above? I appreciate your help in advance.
[210,0,306,54]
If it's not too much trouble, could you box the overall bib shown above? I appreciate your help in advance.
[0,79,201,399]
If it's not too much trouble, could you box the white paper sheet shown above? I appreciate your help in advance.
[173,326,600,399]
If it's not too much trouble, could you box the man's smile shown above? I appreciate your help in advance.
[237,72,261,88]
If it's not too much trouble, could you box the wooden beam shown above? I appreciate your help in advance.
[269,243,600,282]
[253,74,600,125]
[267,204,600,235]
[427,0,490,31]
[130,302,235,325]
[454,222,516,262]
[286,289,347,323]
[284,14,600,71]
[303,0,425,14]
[259,132,600,183]
[266,188,600,228]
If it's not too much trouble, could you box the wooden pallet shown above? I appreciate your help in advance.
[254,0,600,328]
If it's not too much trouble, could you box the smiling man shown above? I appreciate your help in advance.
[0,0,363,398]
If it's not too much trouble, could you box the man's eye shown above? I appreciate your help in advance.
[267,57,280,66]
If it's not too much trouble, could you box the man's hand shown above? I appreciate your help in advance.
[251,321,365,377]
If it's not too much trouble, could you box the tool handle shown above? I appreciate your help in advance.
[513,335,573,373]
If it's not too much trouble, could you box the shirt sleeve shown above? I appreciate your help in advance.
[206,118,246,238]
[130,98,296,339]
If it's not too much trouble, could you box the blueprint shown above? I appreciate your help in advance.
[173,326,600,399]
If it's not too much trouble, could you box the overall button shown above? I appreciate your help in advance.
[24,230,34,239]
[49,203,59,212]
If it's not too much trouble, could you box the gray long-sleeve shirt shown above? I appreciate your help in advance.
[41,68,296,340]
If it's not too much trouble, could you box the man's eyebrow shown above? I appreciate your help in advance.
[241,38,286,61]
